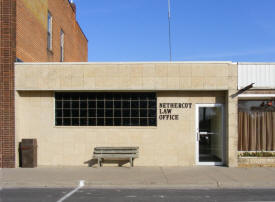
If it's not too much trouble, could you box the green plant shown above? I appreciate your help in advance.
[239,151,275,157]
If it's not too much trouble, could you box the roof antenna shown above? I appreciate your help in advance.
[168,0,172,62]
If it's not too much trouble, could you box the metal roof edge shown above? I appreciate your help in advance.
[238,62,275,65]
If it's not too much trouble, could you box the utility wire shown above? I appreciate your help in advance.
[168,0,172,61]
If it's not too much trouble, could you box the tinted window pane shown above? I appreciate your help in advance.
[63,118,71,126]
[71,94,79,100]
[131,94,139,100]
[239,100,275,112]
[147,93,155,99]
[114,101,121,108]
[97,93,104,100]
[123,109,130,117]
[140,109,147,117]
[55,93,63,100]
[88,109,96,117]
[72,109,79,117]
[105,118,113,126]
[72,101,79,108]
[122,94,130,100]
[140,101,147,108]
[88,118,96,126]
[106,101,113,108]
[63,109,70,117]
[56,101,62,108]
[80,101,87,108]
[149,118,156,126]
[88,101,96,108]
[123,101,130,108]
[122,118,130,126]
[149,109,156,117]
[113,94,121,100]
[149,101,156,108]
[114,118,121,126]
[56,109,62,117]
[62,93,70,100]
[80,109,87,117]
[80,118,87,126]
[97,118,104,126]
[131,101,139,108]
[131,118,139,126]
[80,93,88,100]
[105,93,113,100]
[72,118,79,126]
[140,94,148,100]
[97,101,104,108]
[97,109,104,117]
[88,94,96,100]
[105,109,113,117]
[63,101,70,108]
[114,109,121,117]
[140,118,148,126]
[56,118,62,126]
[131,109,139,117]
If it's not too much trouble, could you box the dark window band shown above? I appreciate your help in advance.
[55,92,157,126]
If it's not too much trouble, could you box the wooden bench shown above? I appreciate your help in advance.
[93,147,139,167]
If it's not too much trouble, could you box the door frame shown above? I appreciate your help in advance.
[195,103,225,166]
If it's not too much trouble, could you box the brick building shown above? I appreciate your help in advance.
[0,0,88,167]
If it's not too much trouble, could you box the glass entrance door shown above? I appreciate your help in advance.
[196,104,224,165]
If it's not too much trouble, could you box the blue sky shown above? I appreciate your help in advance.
[76,0,275,62]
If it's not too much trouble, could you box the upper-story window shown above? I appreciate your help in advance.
[47,11,53,51]
[60,29,64,62]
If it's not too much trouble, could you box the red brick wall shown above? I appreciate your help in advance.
[48,0,88,62]
[0,0,87,168]
[16,0,88,62]
[0,0,16,168]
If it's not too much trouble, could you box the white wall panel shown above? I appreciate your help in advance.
[238,63,275,89]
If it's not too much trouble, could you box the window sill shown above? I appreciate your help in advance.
[47,49,53,55]
[53,126,158,129]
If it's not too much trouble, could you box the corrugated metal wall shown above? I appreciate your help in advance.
[238,63,275,89]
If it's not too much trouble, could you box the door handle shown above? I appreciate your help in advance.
[197,132,200,141]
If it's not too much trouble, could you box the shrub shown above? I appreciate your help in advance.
[239,151,275,157]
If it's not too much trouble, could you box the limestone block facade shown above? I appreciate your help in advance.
[15,62,238,167]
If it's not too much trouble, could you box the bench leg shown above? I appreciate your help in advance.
[98,158,102,167]
[130,157,133,167]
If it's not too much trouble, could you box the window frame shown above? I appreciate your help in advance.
[60,29,64,62]
[47,11,53,51]
[238,99,275,151]
[55,92,157,127]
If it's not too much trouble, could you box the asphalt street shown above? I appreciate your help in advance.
[1,188,275,202]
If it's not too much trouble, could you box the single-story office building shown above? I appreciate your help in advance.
[14,62,275,167]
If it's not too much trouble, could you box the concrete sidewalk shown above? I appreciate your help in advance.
[1,166,275,189]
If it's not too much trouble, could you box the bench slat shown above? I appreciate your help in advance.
[94,150,138,154]
[95,147,139,150]
[94,154,138,158]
